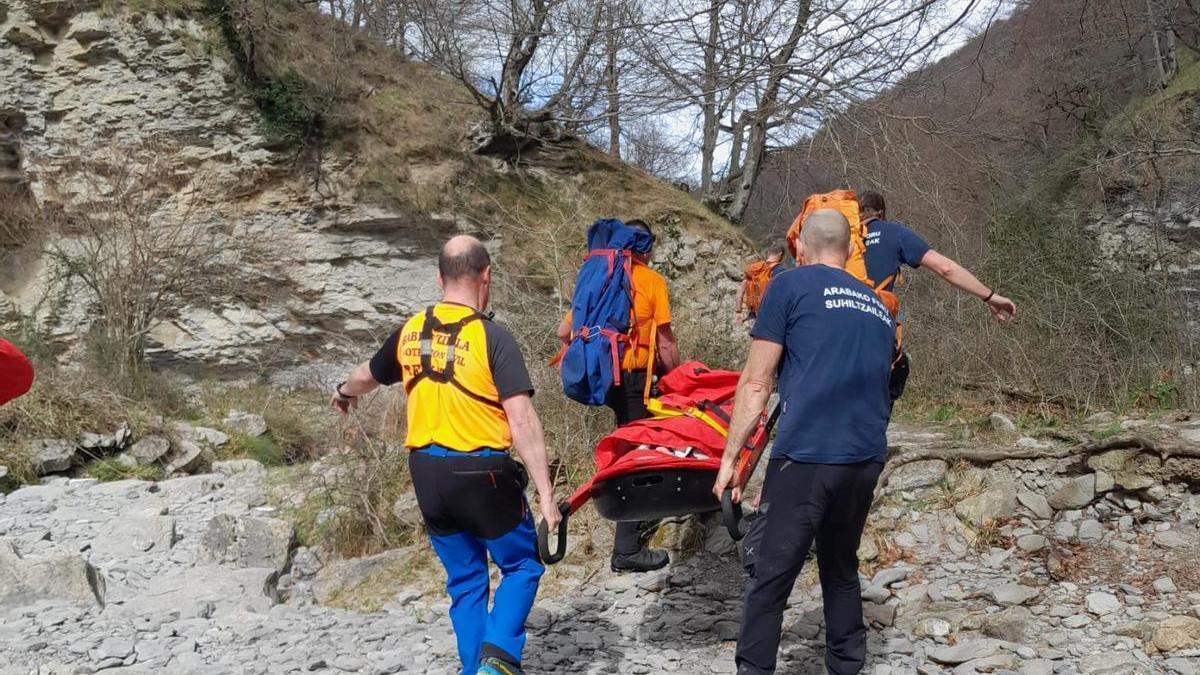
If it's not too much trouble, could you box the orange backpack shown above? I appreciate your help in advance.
[742,260,779,313]
[785,189,900,318]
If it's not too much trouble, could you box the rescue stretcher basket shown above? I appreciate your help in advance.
[537,362,779,564]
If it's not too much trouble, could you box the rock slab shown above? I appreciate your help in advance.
[0,541,105,608]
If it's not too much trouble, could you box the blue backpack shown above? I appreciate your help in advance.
[560,219,655,405]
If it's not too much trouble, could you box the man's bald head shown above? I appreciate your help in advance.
[800,209,851,263]
[439,235,491,283]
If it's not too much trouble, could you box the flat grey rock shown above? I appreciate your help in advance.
[1049,474,1097,511]
[927,639,999,665]
[986,583,1040,607]
[29,439,77,475]
[128,437,171,466]
[222,410,267,437]
[1154,530,1191,549]
[0,540,106,608]
[1085,591,1121,616]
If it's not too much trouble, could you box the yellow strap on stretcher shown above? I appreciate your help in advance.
[644,398,730,438]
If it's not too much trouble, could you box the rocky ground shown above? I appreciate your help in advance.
[2,417,1200,674]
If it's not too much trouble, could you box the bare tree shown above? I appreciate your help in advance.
[42,144,261,377]
[622,117,692,180]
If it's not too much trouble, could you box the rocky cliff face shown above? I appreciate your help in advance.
[0,0,452,382]
[1090,193,1200,335]
[0,0,748,383]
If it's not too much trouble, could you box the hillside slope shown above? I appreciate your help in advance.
[744,0,1199,410]
[0,0,749,383]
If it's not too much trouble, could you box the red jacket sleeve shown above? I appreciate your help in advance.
[0,338,34,405]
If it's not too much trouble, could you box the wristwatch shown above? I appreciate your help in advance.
[335,381,356,400]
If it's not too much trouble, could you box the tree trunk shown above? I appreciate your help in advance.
[605,2,621,158]
[728,110,748,174]
[699,0,723,199]
[723,0,812,223]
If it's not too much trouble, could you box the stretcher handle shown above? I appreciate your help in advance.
[537,503,570,565]
[722,488,745,541]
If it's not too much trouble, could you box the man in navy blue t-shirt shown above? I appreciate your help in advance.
[713,208,895,675]
[860,190,1016,319]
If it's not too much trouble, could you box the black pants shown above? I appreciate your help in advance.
[736,458,883,675]
[606,371,652,555]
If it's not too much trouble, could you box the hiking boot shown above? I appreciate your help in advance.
[477,656,524,675]
[610,548,669,573]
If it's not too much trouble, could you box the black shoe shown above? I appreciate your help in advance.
[610,548,669,573]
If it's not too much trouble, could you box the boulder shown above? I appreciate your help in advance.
[291,547,324,580]
[1088,448,1138,474]
[199,514,295,576]
[862,601,896,627]
[1017,491,1053,519]
[78,423,131,453]
[1048,474,1096,510]
[1153,529,1192,550]
[169,421,229,448]
[1085,591,1121,616]
[980,605,1031,642]
[29,439,77,475]
[312,548,412,605]
[989,413,1016,434]
[1153,577,1178,594]
[163,440,209,475]
[212,459,267,477]
[1085,411,1116,425]
[913,616,952,638]
[1078,519,1105,542]
[223,410,267,437]
[954,484,1017,526]
[0,541,105,607]
[128,436,171,465]
[1151,615,1200,653]
[857,536,878,562]
[1016,534,1047,552]
[887,459,948,491]
[985,582,1039,607]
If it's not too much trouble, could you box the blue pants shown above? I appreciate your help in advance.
[430,517,543,672]
[410,449,544,673]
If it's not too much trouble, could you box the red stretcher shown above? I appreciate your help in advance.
[538,362,778,564]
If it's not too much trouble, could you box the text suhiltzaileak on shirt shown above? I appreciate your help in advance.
[751,265,894,464]
[863,219,931,291]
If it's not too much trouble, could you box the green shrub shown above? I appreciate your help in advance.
[87,458,164,482]
[929,403,963,423]
[221,433,284,466]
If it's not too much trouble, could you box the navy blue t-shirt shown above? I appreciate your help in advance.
[863,219,931,291]
[751,265,894,464]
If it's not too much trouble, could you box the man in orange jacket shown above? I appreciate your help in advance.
[555,219,681,573]
[0,338,34,406]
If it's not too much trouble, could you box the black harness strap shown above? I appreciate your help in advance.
[698,400,733,427]
[405,307,503,410]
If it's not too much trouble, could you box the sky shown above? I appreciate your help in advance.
[659,0,1020,180]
